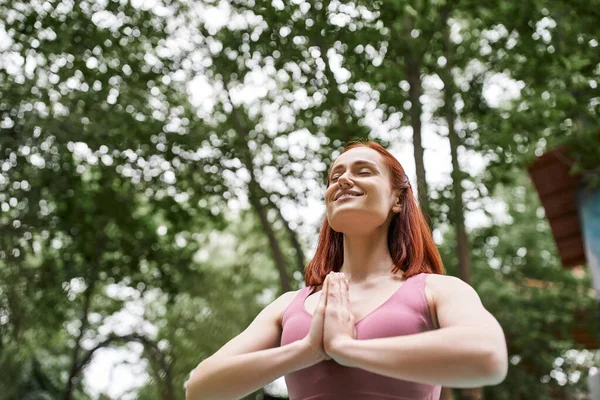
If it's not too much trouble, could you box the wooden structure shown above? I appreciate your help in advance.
[528,146,586,268]
[528,144,599,349]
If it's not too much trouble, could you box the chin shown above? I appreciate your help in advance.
[327,210,386,234]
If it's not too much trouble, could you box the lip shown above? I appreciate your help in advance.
[335,193,364,202]
[336,196,362,202]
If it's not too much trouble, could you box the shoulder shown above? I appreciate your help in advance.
[270,288,304,325]
[278,288,303,305]
[423,274,481,329]
[424,273,477,298]
[424,274,499,327]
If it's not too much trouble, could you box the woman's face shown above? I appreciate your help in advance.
[325,147,401,234]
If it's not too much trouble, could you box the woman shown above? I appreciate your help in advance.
[186,141,508,400]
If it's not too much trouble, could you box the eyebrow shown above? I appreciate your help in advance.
[328,159,379,179]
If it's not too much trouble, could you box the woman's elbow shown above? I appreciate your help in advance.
[483,346,508,386]
[185,386,194,400]
[185,367,207,400]
[185,381,198,400]
[184,378,196,400]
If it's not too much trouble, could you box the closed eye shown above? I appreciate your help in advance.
[330,171,371,182]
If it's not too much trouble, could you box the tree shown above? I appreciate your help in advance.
[0,1,223,398]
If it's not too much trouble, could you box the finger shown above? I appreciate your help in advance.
[343,277,350,299]
[342,282,354,328]
[337,276,344,305]
[340,276,350,309]
[339,273,348,292]
[338,275,347,310]
[327,274,338,300]
[345,284,352,320]
[324,276,336,318]
[324,274,331,300]
[330,274,340,306]
[327,277,340,309]
[341,276,349,300]
[323,273,332,294]
[317,277,328,311]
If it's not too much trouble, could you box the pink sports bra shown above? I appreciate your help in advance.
[280,272,442,400]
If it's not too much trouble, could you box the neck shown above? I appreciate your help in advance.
[339,225,397,284]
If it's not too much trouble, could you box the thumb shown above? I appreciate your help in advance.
[315,279,328,320]
[321,276,329,309]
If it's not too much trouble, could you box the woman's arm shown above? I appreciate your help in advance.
[185,291,321,400]
[327,274,508,388]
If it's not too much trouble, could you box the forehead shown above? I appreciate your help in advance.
[331,147,384,169]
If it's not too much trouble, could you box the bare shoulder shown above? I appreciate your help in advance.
[424,273,501,332]
[272,289,302,325]
[427,274,471,290]
[424,274,478,298]
[424,274,480,329]
[252,288,301,325]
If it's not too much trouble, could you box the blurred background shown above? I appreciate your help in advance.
[1,0,600,399]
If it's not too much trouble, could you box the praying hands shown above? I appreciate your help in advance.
[300,272,357,366]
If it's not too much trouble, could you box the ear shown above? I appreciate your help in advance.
[391,192,402,213]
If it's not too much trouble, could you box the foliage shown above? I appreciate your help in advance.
[0,0,598,399]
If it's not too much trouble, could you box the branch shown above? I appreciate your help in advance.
[75,333,175,400]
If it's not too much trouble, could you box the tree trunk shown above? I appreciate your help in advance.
[448,108,480,400]
[440,6,482,400]
[447,121,473,286]
[248,187,292,292]
[404,17,432,226]
[227,89,292,293]
[268,197,306,281]
[64,277,96,400]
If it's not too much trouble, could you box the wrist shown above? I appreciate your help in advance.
[326,337,356,367]
[296,339,328,367]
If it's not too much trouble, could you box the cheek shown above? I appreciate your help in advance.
[366,191,394,210]
[324,187,335,201]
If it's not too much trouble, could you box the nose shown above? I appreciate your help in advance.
[337,173,354,188]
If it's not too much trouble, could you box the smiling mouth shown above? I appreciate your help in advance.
[335,193,364,202]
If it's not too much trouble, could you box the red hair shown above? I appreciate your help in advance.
[304,140,445,287]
